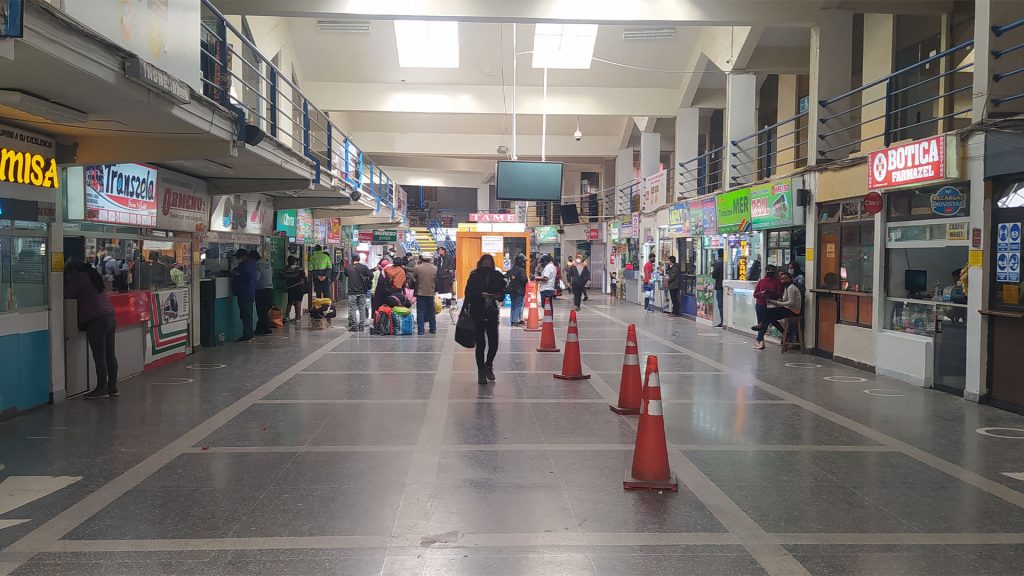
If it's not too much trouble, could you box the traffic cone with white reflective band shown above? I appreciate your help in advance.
[610,324,642,414]
[524,282,541,332]
[554,310,591,381]
[624,355,678,492]
[536,297,560,352]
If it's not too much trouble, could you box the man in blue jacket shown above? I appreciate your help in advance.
[231,248,257,342]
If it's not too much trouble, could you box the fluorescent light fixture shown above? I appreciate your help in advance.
[623,28,675,40]
[532,23,598,69]
[394,20,459,68]
[317,20,371,33]
[0,90,88,123]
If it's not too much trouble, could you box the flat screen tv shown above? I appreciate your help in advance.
[496,161,563,201]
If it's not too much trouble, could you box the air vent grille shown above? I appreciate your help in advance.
[317,20,371,33]
[622,28,675,40]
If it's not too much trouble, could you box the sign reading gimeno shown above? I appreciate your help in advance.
[84,163,158,227]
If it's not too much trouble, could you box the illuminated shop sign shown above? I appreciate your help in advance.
[84,163,158,227]
[0,124,58,189]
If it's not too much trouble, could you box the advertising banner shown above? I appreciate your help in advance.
[868,135,945,190]
[327,218,341,244]
[210,194,273,235]
[84,163,158,227]
[277,209,297,239]
[715,188,751,233]
[296,209,314,243]
[696,275,715,321]
[701,197,718,236]
[631,212,641,239]
[0,123,59,192]
[535,225,559,244]
[667,203,691,238]
[750,179,794,230]
[156,169,209,232]
[641,170,667,213]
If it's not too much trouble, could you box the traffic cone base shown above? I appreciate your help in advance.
[623,469,679,492]
[537,345,561,352]
[610,404,640,415]
[554,372,591,381]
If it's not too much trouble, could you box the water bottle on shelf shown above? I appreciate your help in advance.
[217,331,225,347]
[933,281,942,302]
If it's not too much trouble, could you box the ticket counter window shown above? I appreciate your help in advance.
[83,238,142,293]
[142,240,192,289]
[0,233,48,313]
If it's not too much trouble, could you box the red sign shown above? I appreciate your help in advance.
[469,213,518,224]
[863,191,883,215]
[109,291,152,327]
[357,231,373,243]
[972,227,982,249]
[868,136,945,190]
[586,228,600,241]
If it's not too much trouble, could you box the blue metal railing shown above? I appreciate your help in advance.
[678,146,724,197]
[198,0,404,222]
[992,18,1024,108]
[817,39,973,160]
[730,111,808,184]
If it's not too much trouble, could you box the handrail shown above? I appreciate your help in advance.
[821,39,974,108]
[993,18,1024,37]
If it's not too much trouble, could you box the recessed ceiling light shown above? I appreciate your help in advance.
[394,20,459,68]
[317,20,371,33]
[623,28,675,40]
[532,23,598,69]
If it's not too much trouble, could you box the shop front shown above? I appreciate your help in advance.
[0,124,58,418]
[716,187,759,332]
[199,193,274,345]
[870,135,969,390]
[662,202,697,316]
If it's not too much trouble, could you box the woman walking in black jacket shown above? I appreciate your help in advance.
[463,254,507,384]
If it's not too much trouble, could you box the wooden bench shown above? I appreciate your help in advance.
[780,316,804,353]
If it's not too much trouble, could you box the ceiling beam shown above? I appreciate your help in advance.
[304,82,684,116]
[212,0,827,26]
[350,131,621,158]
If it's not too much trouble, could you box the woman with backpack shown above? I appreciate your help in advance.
[65,261,119,399]
[464,254,507,385]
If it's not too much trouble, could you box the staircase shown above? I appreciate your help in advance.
[428,220,456,255]
[412,227,437,254]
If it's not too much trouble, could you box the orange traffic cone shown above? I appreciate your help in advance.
[624,355,678,492]
[536,297,560,353]
[554,310,591,381]
[610,324,642,414]
[523,282,541,332]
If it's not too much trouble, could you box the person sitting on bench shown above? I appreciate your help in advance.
[752,272,802,350]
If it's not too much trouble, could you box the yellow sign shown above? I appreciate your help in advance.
[947,222,968,242]
[805,247,814,261]
[0,148,60,189]
[1003,284,1021,305]
[969,249,983,268]
[50,252,64,273]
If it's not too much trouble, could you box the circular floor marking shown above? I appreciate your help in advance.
[186,363,226,370]
[786,362,822,368]
[824,375,867,383]
[153,377,195,385]
[976,427,1024,439]
[863,388,904,397]
[720,340,749,344]
[698,333,719,337]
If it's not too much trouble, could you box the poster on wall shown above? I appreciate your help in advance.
[667,203,690,237]
[327,218,341,244]
[62,0,201,93]
[695,274,715,321]
[84,164,158,227]
[715,188,752,233]
[210,194,273,235]
[750,179,794,230]
[701,197,718,236]
[297,209,314,243]
[535,225,559,244]
[154,287,190,325]
[996,222,1021,283]
[641,170,666,213]
[156,169,209,232]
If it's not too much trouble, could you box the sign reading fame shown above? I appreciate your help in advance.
[868,135,945,190]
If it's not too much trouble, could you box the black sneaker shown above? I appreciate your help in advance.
[108,388,119,397]
[485,364,496,382]
[478,370,488,385]
[84,389,109,399]
[235,336,253,342]
[349,326,359,332]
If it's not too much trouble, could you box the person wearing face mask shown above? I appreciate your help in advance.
[464,254,508,385]
[752,272,802,350]
[787,261,805,286]
[751,264,782,344]
[566,254,591,311]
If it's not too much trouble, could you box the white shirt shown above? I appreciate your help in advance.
[539,263,557,292]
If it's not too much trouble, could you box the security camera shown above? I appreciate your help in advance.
[574,129,582,142]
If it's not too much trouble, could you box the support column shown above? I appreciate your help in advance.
[965,132,989,402]
[776,75,799,170]
[675,107,699,198]
[808,9,853,164]
[639,132,661,178]
[861,14,894,153]
[724,73,757,187]
[48,184,66,403]
[476,184,490,213]
[615,148,634,186]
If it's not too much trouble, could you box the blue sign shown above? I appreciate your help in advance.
[930,186,966,216]
[997,222,1022,283]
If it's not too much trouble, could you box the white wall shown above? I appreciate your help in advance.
[877,331,933,386]
[834,324,876,368]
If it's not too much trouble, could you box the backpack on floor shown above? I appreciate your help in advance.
[396,313,415,336]
[370,305,394,335]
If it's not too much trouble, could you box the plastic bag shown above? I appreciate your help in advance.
[269,306,284,328]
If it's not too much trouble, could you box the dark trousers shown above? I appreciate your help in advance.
[540,290,555,307]
[86,315,118,392]
[757,308,798,341]
[475,317,499,369]
[755,303,767,327]
[312,273,331,299]
[715,289,724,324]
[572,286,584,308]
[255,288,274,334]
[669,288,681,315]
[416,295,437,334]
[237,295,254,339]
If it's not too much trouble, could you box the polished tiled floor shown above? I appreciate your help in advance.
[2,298,1024,575]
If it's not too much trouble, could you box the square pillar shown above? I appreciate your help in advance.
[861,14,895,153]
[615,148,634,186]
[675,107,699,198]
[640,132,661,178]
[809,9,853,164]
[725,73,757,186]
[965,133,989,402]
[477,185,490,212]
[776,75,799,170]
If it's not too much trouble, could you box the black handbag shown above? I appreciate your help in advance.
[454,302,477,348]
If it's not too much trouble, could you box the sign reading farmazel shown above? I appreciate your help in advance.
[868,136,945,190]
[0,125,59,190]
